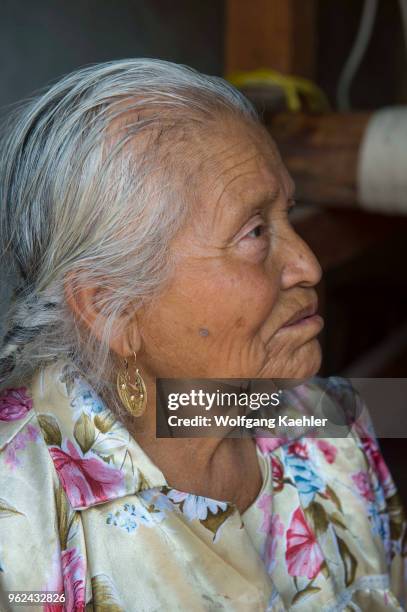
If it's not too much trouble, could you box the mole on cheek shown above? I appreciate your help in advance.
[199,328,210,337]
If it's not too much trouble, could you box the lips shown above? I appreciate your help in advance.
[282,303,318,327]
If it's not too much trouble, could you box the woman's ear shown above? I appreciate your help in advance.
[64,272,141,357]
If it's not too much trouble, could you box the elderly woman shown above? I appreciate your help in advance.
[0,59,405,611]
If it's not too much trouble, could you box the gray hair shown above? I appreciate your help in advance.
[0,58,257,405]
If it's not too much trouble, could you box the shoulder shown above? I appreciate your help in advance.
[0,384,54,465]
[307,377,388,467]
[0,385,52,467]
[299,375,369,438]
[280,375,362,435]
[0,384,59,514]
[306,376,402,505]
[0,386,36,446]
[0,385,64,589]
[311,375,362,418]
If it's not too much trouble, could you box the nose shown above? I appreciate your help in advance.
[279,227,322,290]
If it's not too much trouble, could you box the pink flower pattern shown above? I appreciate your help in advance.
[44,547,86,612]
[0,387,32,421]
[61,547,86,611]
[265,514,285,572]
[285,507,324,580]
[352,470,375,502]
[271,456,285,492]
[287,441,309,459]
[256,437,287,454]
[257,495,285,572]
[49,440,125,508]
[316,439,337,464]
[257,493,273,534]
[361,435,394,497]
[4,424,40,469]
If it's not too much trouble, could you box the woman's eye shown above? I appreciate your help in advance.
[246,224,266,239]
[287,199,297,217]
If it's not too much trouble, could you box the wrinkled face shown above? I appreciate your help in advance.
[137,115,323,379]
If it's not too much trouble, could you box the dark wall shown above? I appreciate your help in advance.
[0,0,224,110]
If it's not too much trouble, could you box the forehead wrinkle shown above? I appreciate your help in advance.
[190,135,245,176]
[190,144,260,222]
[213,150,281,220]
[209,140,246,165]
[212,149,260,186]
[211,144,266,206]
[210,132,281,198]
[213,167,258,222]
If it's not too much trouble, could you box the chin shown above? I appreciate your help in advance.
[258,338,322,379]
[295,339,322,378]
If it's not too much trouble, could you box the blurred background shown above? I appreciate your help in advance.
[0,0,406,494]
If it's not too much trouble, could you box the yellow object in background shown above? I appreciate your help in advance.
[227,68,330,113]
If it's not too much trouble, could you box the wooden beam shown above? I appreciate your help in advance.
[267,112,372,207]
[225,0,317,78]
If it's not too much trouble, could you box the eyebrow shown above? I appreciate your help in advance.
[247,187,282,209]
[234,186,282,221]
[243,180,296,210]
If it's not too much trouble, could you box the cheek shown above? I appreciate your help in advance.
[141,260,278,353]
[238,275,277,334]
[189,261,279,335]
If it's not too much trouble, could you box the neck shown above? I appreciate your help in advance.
[126,375,227,476]
[119,371,262,511]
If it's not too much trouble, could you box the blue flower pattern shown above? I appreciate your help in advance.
[71,381,105,415]
[283,448,325,507]
[106,490,174,533]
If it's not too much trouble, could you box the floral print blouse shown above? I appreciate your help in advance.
[0,360,405,611]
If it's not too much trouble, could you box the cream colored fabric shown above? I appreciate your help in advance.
[358,106,407,214]
[0,360,405,611]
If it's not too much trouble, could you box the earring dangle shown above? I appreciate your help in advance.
[116,352,147,417]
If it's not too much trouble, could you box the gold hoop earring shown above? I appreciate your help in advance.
[116,352,147,417]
